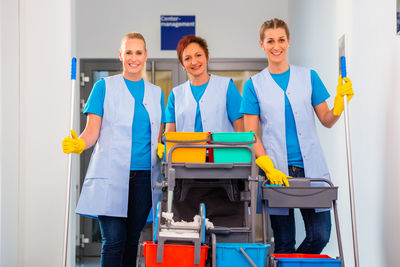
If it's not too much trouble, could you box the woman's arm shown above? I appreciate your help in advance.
[158,124,164,142]
[233,117,244,132]
[244,113,290,185]
[165,122,176,132]
[244,114,266,158]
[79,113,102,149]
[314,75,354,128]
[314,101,340,128]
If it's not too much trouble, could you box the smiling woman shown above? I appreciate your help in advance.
[240,18,354,254]
[259,20,290,73]
[62,32,166,267]
[165,35,243,134]
[163,35,245,226]
[119,32,148,81]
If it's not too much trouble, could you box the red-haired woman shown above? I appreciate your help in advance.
[164,35,244,226]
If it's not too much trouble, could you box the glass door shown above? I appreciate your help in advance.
[208,59,267,93]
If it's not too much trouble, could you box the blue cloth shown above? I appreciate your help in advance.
[84,78,166,170]
[268,167,331,253]
[166,79,243,132]
[98,170,152,266]
[240,68,329,167]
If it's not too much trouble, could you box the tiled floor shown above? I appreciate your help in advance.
[76,257,100,267]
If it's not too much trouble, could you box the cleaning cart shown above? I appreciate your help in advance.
[261,178,344,267]
[143,132,270,267]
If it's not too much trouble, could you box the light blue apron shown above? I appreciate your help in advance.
[76,74,163,219]
[173,74,235,132]
[252,65,330,215]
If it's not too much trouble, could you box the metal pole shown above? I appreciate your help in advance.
[63,57,77,267]
[343,94,360,267]
[341,56,360,267]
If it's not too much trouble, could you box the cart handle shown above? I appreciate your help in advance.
[166,144,256,165]
[262,177,334,187]
[239,248,257,267]
[162,135,210,144]
[265,187,335,198]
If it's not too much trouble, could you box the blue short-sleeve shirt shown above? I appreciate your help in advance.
[240,68,330,167]
[165,79,243,132]
[83,78,166,170]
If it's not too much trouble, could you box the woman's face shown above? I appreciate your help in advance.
[181,42,209,78]
[119,38,147,80]
[260,27,289,65]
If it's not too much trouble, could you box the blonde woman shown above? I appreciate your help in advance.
[241,19,353,253]
[62,32,165,266]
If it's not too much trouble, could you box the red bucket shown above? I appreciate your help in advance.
[143,241,208,267]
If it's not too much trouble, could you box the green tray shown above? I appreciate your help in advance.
[211,132,255,163]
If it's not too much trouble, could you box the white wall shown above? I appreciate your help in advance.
[76,0,289,59]
[1,0,74,266]
[290,0,400,266]
[18,1,73,265]
[344,0,400,265]
[0,0,20,266]
[384,40,400,266]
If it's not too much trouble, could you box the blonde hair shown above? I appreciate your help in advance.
[120,32,148,80]
[259,18,290,41]
[120,32,147,51]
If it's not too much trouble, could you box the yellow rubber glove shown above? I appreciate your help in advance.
[333,75,354,116]
[256,155,291,186]
[62,129,85,154]
[157,143,165,160]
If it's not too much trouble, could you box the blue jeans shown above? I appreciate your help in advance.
[270,166,331,254]
[98,170,152,267]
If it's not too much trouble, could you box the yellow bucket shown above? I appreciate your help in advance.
[164,132,210,163]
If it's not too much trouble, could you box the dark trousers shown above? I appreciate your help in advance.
[270,166,332,254]
[98,170,152,267]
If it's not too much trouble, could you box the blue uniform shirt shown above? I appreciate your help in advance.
[166,79,243,132]
[240,68,329,167]
[83,78,166,170]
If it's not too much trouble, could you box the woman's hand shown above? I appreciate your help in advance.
[314,75,354,128]
[157,143,165,160]
[333,75,354,116]
[256,155,291,186]
[62,129,86,154]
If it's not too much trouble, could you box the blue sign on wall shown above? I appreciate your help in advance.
[161,15,196,50]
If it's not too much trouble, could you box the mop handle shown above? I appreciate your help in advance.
[69,57,77,129]
[340,56,347,78]
[71,57,77,80]
[341,56,360,267]
[63,57,77,267]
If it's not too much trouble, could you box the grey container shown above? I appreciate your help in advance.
[262,178,338,209]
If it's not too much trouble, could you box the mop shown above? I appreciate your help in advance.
[62,57,77,267]
[153,202,211,265]
[340,54,360,267]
